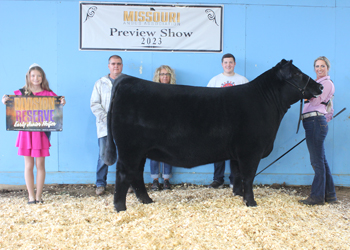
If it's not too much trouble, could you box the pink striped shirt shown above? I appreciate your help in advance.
[302,76,334,118]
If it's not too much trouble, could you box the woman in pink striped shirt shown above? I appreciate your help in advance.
[299,56,337,206]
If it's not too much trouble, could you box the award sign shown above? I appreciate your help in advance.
[5,96,63,132]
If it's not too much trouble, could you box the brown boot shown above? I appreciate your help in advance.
[96,186,106,195]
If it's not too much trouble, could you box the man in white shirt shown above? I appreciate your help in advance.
[90,55,123,195]
[207,53,249,189]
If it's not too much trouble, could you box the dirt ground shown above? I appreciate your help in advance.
[1,183,349,206]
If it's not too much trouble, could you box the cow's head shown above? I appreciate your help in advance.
[276,59,323,100]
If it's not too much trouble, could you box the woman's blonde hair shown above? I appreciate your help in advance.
[314,56,331,70]
[24,65,51,95]
[153,65,176,85]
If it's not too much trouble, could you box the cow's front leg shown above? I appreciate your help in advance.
[114,165,129,212]
[230,159,243,196]
[132,175,153,205]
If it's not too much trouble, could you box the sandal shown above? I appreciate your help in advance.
[27,200,36,205]
[36,200,44,204]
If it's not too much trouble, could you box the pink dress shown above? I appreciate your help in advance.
[14,90,57,157]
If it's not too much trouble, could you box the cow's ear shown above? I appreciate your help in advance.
[277,59,289,68]
[281,59,293,66]
[281,59,288,65]
[285,60,293,67]
[276,60,293,80]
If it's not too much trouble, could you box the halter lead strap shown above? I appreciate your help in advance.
[296,99,303,134]
[283,76,311,134]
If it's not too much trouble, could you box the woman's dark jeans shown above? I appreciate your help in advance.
[303,116,337,202]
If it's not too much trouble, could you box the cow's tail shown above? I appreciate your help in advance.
[103,78,121,166]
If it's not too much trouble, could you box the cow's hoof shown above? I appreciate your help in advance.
[114,207,127,212]
[233,191,243,197]
[114,203,127,212]
[138,197,153,204]
[244,200,257,207]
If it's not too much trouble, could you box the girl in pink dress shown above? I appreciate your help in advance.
[2,63,66,204]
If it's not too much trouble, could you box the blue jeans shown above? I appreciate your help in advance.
[150,160,172,179]
[213,160,235,184]
[96,136,112,187]
[303,116,337,202]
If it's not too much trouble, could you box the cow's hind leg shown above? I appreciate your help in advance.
[230,159,243,197]
[114,157,153,212]
[130,157,153,204]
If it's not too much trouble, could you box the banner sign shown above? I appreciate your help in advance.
[6,96,63,132]
[80,2,223,52]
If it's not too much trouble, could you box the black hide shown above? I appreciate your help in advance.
[104,59,323,212]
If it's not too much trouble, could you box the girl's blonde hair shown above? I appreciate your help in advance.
[153,65,176,85]
[24,65,52,95]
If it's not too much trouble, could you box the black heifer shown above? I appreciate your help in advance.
[104,59,323,212]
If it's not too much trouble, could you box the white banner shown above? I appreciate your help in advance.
[80,2,223,52]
